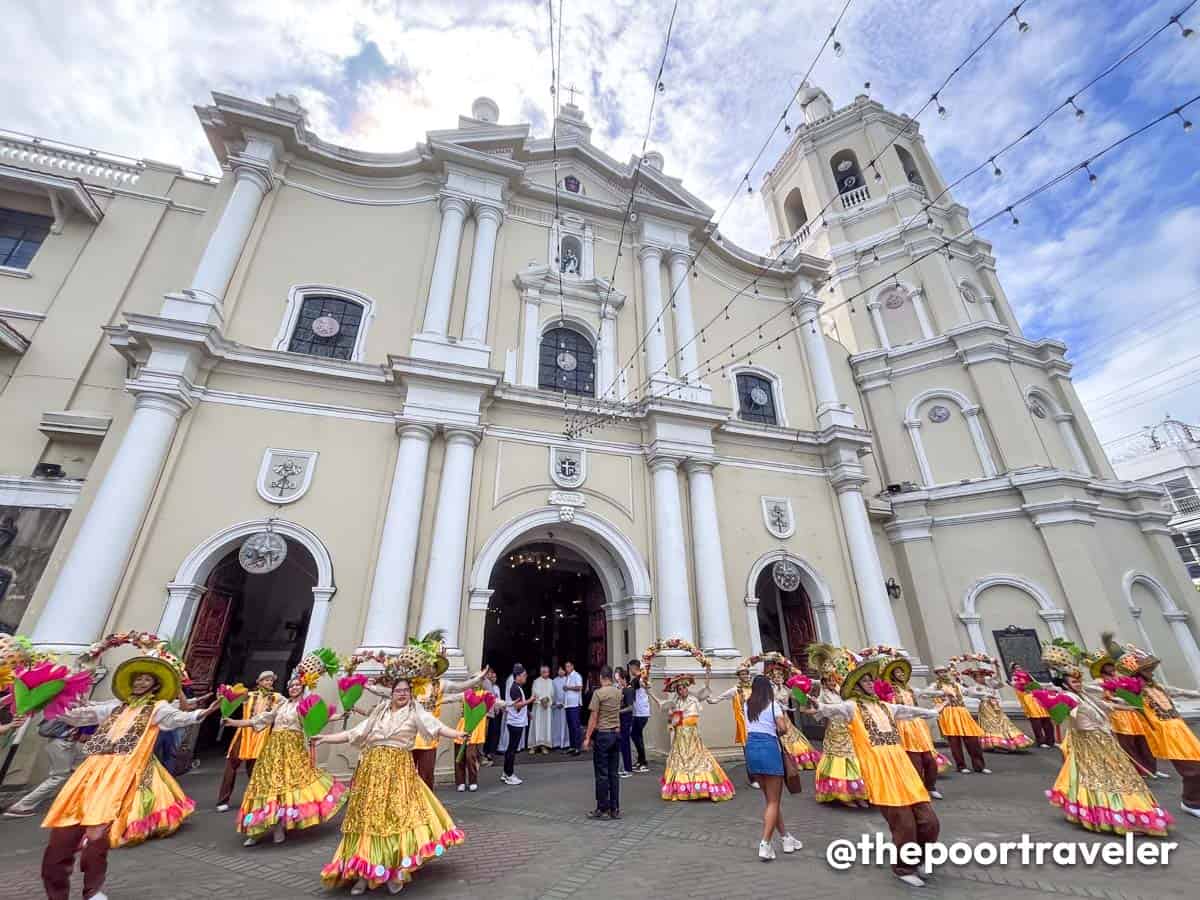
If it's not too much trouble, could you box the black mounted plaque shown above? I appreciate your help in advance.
[564,175,581,193]
[992,626,1050,683]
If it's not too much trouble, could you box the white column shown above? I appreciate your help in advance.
[462,204,504,344]
[834,480,903,648]
[1055,413,1092,475]
[418,428,482,654]
[598,304,617,400]
[361,423,435,651]
[188,154,274,307]
[794,294,843,413]
[638,246,669,382]
[520,291,541,387]
[684,459,737,655]
[667,251,700,383]
[867,301,891,350]
[159,582,205,646]
[302,586,335,655]
[906,419,935,485]
[963,407,999,476]
[422,195,471,336]
[910,287,936,339]
[980,293,1001,324]
[648,456,694,642]
[1164,610,1200,684]
[32,392,190,652]
[745,596,763,657]
[958,613,987,652]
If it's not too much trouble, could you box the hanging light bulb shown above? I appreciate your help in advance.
[746,176,753,195]
[871,162,883,183]
[1068,97,1085,121]
[1015,6,1031,34]
[783,117,792,135]
[871,247,879,264]
[933,94,948,119]
[926,210,934,227]
[1175,109,1194,133]
[1008,207,1020,226]
[863,81,872,93]
[1171,15,1195,39]
[990,157,1002,178]
[833,39,844,58]
[657,80,666,93]
[1083,162,1097,186]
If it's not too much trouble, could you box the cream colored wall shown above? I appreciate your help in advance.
[974,583,1056,659]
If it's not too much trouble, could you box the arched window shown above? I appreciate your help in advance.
[559,235,583,275]
[829,149,865,196]
[539,326,595,396]
[284,293,366,360]
[895,146,925,190]
[735,372,779,425]
[784,188,808,235]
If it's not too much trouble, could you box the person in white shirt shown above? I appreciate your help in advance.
[551,665,568,749]
[501,665,534,785]
[529,665,555,753]
[562,660,584,755]
[626,659,651,772]
[743,675,803,861]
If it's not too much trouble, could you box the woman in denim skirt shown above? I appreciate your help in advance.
[743,675,803,861]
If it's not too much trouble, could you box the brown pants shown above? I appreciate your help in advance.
[1115,733,1157,775]
[906,750,938,791]
[218,755,255,805]
[42,825,109,900]
[946,735,985,772]
[1173,758,1200,807]
[879,802,940,876]
[455,743,480,786]
[1029,717,1056,747]
[413,747,437,788]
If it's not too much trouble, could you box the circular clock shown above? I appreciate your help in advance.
[556,351,578,372]
[238,532,287,574]
[749,386,770,408]
[311,315,341,338]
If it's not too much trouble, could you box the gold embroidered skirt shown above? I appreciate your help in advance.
[977,699,1034,751]
[660,722,734,801]
[237,729,347,838]
[1048,728,1172,835]
[780,718,820,769]
[815,719,867,803]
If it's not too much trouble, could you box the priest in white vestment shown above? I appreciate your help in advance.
[529,664,556,753]
[551,664,568,749]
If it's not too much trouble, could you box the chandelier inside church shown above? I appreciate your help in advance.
[506,546,558,570]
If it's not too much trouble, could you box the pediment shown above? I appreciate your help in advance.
[513,265,626,309]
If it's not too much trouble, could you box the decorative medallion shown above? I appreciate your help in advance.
[311,315,341,337]
[837,160,854,173]
[842,175,858,189]
[883,288,906,310]
[239,531,287,574]
[256,448,318,505]
[772,558,802,593]
[959,285,978,304]
[928,405,951,423]
[749,385,771,408]
[556,350,578,372]
[550,446,586,489]
[761,496,795,540]
[1029,399,1048,419]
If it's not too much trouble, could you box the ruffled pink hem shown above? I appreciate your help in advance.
[659,778,736,801]
[815,776,869,802]
[320,827,465,886]
[239,780,347,834]
[794,749,821,769]
[1046,789,1172,835]
[982,733,1034,751]
[123,797,195,843]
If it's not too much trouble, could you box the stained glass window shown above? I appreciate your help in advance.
[286,295,364,360]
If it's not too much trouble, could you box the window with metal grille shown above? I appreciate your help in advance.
[1162,477,1200,515]
[0,208,53,269]
[1171,531,1200,580]
[285,295,364,360]
[736,372,778,425]
[538,327,595,397]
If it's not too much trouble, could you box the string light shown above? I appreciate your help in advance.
[657,80,666,93]
[871,162,883,182]
[1008,207,1020,226]
[833,39,845,58]
[933,93,948,118]
[990,157,1002,177]
[1083,162,1098,186]
[1176,109,1194,132]
[1068,96,1085,120]
[1171,15,1195,39]
[1014,5,1031,34]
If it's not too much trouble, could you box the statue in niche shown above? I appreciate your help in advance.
[560,246,580,275]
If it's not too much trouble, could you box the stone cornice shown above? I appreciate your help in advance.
[0,318,30,354]
[0,162,105,227]
[513,265,626,308]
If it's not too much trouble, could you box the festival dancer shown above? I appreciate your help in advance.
[217,670,283,812]
[764,655,820,770]
[652,674,735,801]
[223,663,347,846]
[1103,632,1200,819]
[1084,650,1158,777]
[803,644,869,807]
[41,645,220,900]
[706,663,758,788]
[958,655,1034,752]
[872,646,947,799]
[1009,662,1056,748]
[812,652,942,887]
[1041,640,1172,836]
[316,672,467,895]
[921,664,988,774]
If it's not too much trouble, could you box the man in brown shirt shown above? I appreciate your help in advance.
[582,665,622,819]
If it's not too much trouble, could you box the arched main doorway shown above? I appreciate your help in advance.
[755,561,818,667]
[482,541,606,688]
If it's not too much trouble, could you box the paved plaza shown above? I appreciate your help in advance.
[1,747,1197,900]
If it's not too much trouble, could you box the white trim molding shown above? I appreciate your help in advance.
[904,386,997,485]
[1023,384,1091,475]
[960,574,1068,652]
[1123,570,1200,684]
[0,475,83,509]
[727,363,788,427]
[272,284,376,362]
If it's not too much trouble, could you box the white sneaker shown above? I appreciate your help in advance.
[216,803,230,812]
[619,770,632,778]
[468,784,478,792]
[781,834,802,853]
[897,873,925,887]
[758,840,776,861]
[959,768,971,775]
[1156,771,1170,779]
[981,768,992,774]
[750,781,761,789]
[1181,801,1200,819]
[243,837,258,847]
[503,774,523,785]
[90,894,109,900]
[929,789,943,799]
[457,784,466,792]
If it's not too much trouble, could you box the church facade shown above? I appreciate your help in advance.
[2,86,1199,776]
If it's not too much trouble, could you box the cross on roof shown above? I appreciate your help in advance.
[564,83,580,105]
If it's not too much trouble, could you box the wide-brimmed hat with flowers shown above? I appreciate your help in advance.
[808,643,856,686]
[663,673,695,694]
[112,649,184,704]
[1101,631,1159,677]
[840,656,886,700]
[1043,639,1084,681]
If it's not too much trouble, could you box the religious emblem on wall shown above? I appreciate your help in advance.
[771,558,802,593]
[760,496,795,539]
[256,448,318,504]
[550,446,586,489]
[238,531,287,574]
[928,404,951,423]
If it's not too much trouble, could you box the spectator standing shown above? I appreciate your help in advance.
[563,660,583,755]
[743,675,803,861]
[502,664,533,785]
[551,664,568,749]
[583,666,623,819]
[3,717,81,817]
[482,665,500,764]
[627,659,651,772]
[615,668,635,778]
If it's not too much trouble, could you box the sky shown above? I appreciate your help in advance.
[2,0,1198,451]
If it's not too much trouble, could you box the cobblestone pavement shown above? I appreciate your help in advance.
[1,746,1197,899]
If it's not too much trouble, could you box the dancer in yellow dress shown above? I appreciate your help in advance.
[41,646,220,900]
[803,644,868,806]
[1103,632,1200,819]
[956,654,1034,752]
[653,674,735,801]
[217,670,283,811]
[1009,663,1056,748]
[1083,650,1158,777]
[224,669,348,846]
[1041,641,1172,836]
[316,672,467,895]
[707,664,758,788]
[764,654,820,770]
[813,652,942,887]
[871,645,947,799]
[921,664,988,774]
